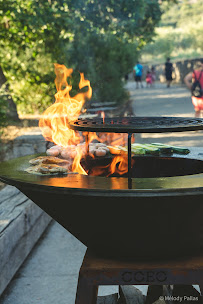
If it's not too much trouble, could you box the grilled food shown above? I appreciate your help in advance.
[25,163,69,175]
[29,156,70,166]
[26,156,71,175]
[108,143,190,156]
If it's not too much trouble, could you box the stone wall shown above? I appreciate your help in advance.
[0,132,46,162]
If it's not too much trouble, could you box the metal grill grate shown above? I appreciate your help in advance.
[69,116,203,189]
[69,117,203,133]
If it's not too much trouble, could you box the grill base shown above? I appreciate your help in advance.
[1,151,203,260]
[20,187,203,260]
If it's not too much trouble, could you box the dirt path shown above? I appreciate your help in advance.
[126,81,203,147]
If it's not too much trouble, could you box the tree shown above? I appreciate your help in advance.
[0,0,165,114]
[0,66,19,121]
[69,0,163,103]
[0,0,73,115]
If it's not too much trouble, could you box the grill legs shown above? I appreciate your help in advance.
[199,284,203,297]
[75,275,98,304]
[127,132,132,189]
[75,250,203,303]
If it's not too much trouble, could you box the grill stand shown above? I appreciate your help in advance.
[75,250,203,304]
[127,133,132,189]
[85,133,89,154]
[58,117,203,301]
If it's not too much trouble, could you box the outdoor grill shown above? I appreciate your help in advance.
[1,116,203,260]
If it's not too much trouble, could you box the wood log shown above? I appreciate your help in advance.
[145,285,164,304]
[163,285,173,304]
[152,300,166,304]
[119,286,145,304]
[172,285,202,304]
[97,293,118,304]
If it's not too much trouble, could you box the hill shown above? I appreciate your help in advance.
[141,0,203,64]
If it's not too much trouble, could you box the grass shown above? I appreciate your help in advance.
[141,18,203,65]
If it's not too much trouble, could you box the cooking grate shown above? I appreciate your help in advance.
[69,116,203,189]
[69,117,203,133]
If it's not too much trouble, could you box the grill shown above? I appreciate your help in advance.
[69,116,203,133]
[70,116,203,188]
[0,116,203,260]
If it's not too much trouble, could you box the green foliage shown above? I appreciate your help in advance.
[61,0,163,104]
[160,0,203,27]
[0,88,8,127]
[141,0,203,64]
[0,0,72,113]
[1,0,163,113]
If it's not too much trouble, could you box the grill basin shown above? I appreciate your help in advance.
[69,116,203,188]
[0,149,203,260]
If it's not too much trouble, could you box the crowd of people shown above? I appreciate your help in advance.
[129,58,203,117]
[133,62,156,88]
[132,58,175,89]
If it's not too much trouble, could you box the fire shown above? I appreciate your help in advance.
[101,111,105,123]
[39,63,130,176]
[72,146,88,175]
[109,155,128,176]
[39,64,92,148]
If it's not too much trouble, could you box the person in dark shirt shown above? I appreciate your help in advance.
[165,58,173,88]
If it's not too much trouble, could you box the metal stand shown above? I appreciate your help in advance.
[75,250,203,304]
[127,133,132,189]
[85,133,89,154]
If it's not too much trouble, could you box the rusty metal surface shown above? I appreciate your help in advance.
[79,250,203,286]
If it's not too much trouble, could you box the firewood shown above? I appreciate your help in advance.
[172,285,202,304]
[97,293,118,304]
[152,300,166,304]
[145,285,164,304]
[163,285,173,304]
[119,286,145,304]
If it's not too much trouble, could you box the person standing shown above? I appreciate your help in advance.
[165,57,173,88]
[151,66,156,87]
[133,61,143,89]
[146,70,152,88]
[184,59,203,118]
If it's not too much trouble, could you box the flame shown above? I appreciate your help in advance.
[39,64,92,148]
[88,154,128,177]
[72,146,88,175]
[39,63,131,177]
[108,155,128,176]
[101,111,105,123]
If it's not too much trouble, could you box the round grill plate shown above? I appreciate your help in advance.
[69,117,203,133]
